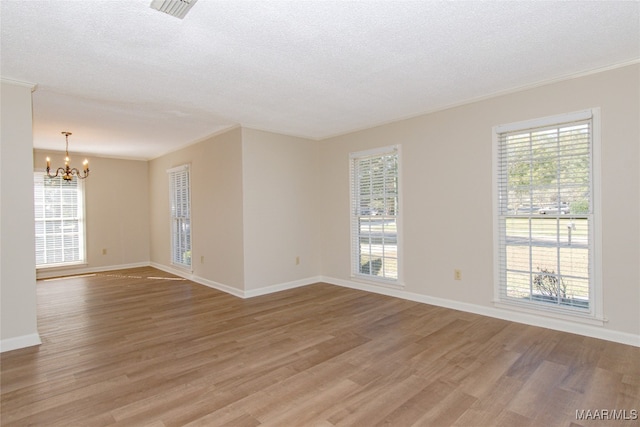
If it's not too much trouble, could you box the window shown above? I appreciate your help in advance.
[350,146,400,283]
[34,172,85,267]
[493,109,601,320]
[168,164,191,269]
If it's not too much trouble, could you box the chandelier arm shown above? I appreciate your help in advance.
[69,167,90,179]
[46,167,67,179]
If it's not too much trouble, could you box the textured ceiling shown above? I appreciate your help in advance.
[1,0,639,160]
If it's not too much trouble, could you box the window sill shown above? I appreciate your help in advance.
[493,299,606,327]
[171,263,193,274]
[36,262,89,280]
[37,262,88,271]
[351,274,405,290]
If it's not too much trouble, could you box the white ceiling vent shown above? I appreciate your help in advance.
[150,0,198,19]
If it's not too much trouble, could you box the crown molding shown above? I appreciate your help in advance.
[1,77,38,92]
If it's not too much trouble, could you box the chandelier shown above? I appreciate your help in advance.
[45,132,89,181]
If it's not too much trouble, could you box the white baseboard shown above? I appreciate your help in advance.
[191,274,245,298]
[37,262,150,280]
[243,276,323,298]
[151,262,321,299]
[320,276,640,348]
[149,262,246,297]
[0,333,41,353]
[149,261,190,279]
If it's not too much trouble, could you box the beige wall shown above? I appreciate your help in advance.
[148,127,321,293]
[241,128,321,291]
[32,150,150,278]
[1,80,40,350]
[148,127,246,291]
[319,64,640,337]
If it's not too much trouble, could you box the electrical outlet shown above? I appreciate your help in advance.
[454,269,462,280]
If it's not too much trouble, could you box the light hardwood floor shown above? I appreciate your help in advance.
[1,267,638,426]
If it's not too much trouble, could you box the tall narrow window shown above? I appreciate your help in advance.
[350,146,400,283]
[168,165,191,269]
[494,109,600,319]
[34,172,85,267]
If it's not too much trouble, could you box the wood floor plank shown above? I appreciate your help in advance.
[1,267,639,426]
[409,388,477,426]
[451,375,525,427]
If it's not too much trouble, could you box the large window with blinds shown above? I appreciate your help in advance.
[34,172,85,267]
[168,164,192,269]
[493,109,601,319]
[350,146,400,283]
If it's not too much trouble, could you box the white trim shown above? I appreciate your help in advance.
[492,300,606,326]
[37,261,88,271]
[169,263,193,274]
[166,164,190,174]
[167,164,192,270]
[349,273,405,290]
[79,177,87,267]
[591,108,604,321]
[396,144,404,285]
[0,77,37,91]
[494,109,593,134]
[243,276,323,298]
[0,333,42,353]
[321,276,640,348]
[349,145,401,283]
[33,171,87,268]
[193,275,246,298]
[492,108,601,321]
[34,147,153,162]
[492,129,501,305]
[349,144,399,159]
[150,262,320,299]
[36,262,150,280]
[149,262,244,298]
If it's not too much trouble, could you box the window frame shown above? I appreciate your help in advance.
[167,164,192,271]
[33,170,87,269]
[349,145,402,286]
[492,109,603,324]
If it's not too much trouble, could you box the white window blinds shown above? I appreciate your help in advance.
[495,111,596,315]
[168,165,192,268]
[34,173,85,267]
[350,146,399,282]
